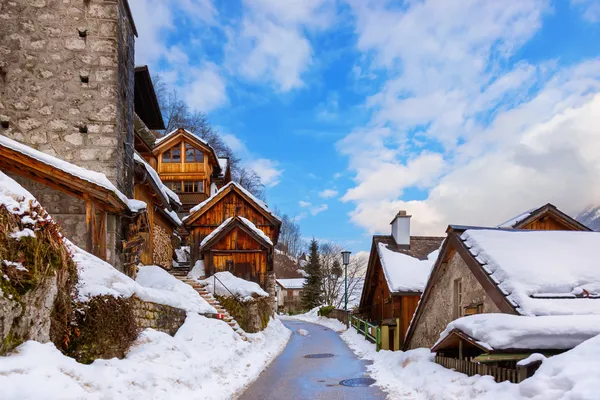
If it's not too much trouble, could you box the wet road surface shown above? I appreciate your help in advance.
[238,320,387,400]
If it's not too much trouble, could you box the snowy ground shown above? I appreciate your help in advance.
[279,307,348,333]
[342,328,600,400]
[0,316,291,400]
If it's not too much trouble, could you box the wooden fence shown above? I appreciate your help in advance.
[435,355,527,383]
[328,309,350,328]
[350,315,382,351]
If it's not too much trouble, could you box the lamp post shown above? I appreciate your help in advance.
[341,250,351,311]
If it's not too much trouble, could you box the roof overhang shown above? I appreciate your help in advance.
[134,66,164,130]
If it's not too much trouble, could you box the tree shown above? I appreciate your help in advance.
[320,242,367,309]
[236,167,265,201]
[301,239,323,310]
[275,213,304,258]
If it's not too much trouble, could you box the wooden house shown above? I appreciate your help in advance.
[358,211,444,350]
[151,128,231,213]
[0,135,145,269]
[497,203,591,231]
[184,182,281,291]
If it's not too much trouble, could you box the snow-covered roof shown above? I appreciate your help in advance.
[186,181,281,223]
[199,271,269,302]
[276,278,306,289]
[154,128,209,146]
[162,208,182,226]
[163,185,182,206]
[435,314,600,351]
[377,242,439,293]
[496,208,535,228]
[200,216,272,249]
[461,229,600,316]
[0,135,141,213]
[134,153,171,205]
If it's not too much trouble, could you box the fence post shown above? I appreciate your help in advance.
[376,327,381,352]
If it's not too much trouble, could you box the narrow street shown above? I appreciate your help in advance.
[239,320,386,400]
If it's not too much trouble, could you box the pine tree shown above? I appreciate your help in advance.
[302,239,323,310]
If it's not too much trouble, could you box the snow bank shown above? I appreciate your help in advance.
[0,316,291,400]
[188,260,205,279]
[435,314,600,351]
[378,243,439,293]
[0,171,39,214]
[71,242,216,314]
[461,229,600,315]
[279,307,347,333]
[199,271,268,302]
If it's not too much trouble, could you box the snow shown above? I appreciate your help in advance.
[0,315,291,400]
[497,208,535,228]
[0,135,138,212]
[198,272,268,302]
[2,260,27,272]
[435,314,600,351]
[9,228,36,240]
[163,185,182,206]
[276,278,306,289]
[187,181,281,222]
[239,216,273,245]
[163,208,182,226]
[126,199,147,212]
[200,217,233,247]
[134,153,173,207]
[0,171,39,214]
[297,328,309,336]
[378,243,439,293]
[279,307,347,333]
[188,260,205,279]
[175,246,189,263]
[461,229,600,315]
[70,241,216,314]
[154,128,209,146]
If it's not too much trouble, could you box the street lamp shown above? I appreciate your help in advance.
[341,250,351,311]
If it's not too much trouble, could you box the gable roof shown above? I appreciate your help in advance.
[404,226,600,349]
[199,216,273,251]
[152,128,221,171]
[276,278,306,289]
[0,135,137,213]
[185,181,281,226]
[359,235,444,309]
[497,203,591,231]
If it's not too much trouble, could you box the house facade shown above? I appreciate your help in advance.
[276,278,305,313]
[358,211,443,350]
[404,205,594,351]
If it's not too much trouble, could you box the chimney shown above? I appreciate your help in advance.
[391,210,411,246]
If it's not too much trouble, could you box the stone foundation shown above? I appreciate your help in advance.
[217,295,272,333]
[132,297,187,336]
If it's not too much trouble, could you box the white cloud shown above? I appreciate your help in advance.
[225,0,336,91]
[248,158,284,187]
[572,0,600,22]
[299,201,329,216]
[184,63,228,112]
[339,0,600,236]
[319,189,339,199]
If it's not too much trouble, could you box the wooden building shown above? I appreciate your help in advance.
[184,182,281,291]
[151,128,231,213]
[358,211,444,350]
[497,203,591,231]
[276,278,305,313]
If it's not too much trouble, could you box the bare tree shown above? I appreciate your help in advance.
[275,213,304,258]
[236,167,265,200]
[319,243,367,309]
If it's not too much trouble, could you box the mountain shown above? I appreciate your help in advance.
[576,205,600,231]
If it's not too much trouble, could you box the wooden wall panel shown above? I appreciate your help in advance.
[133,184,154,265]
[522,216,572,231]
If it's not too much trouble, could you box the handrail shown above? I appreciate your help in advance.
[213,274,244,306]
[350,315,382,351]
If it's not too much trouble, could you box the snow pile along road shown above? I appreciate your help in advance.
[0,315,291,399]
[199,271,269,302]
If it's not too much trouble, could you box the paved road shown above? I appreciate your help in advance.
[238,320,387,400]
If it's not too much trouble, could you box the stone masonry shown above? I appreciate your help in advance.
[406,251,502,350]
[132,297,187,336]
[0,0,136,269]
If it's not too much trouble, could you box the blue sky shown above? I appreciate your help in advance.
[130,0,600,253]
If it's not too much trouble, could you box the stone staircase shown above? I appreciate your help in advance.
[170,268,248,341]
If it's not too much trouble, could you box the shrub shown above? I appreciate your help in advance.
[318,305,335,317]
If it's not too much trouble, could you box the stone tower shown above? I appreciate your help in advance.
[0,0,138,268]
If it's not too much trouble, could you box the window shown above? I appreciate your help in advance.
[165,181,182,193]
[185,143,204,163]
[453,278,463,318]
[183,180,204,193]
[162,145,181,163]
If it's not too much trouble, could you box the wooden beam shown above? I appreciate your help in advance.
[86,199,95,254]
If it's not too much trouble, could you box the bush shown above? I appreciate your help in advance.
[318,305,335,317]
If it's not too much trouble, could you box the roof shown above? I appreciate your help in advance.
[152,128,221,173]
[199,216,273,251]
[497,203,591,231]
[460,228,600,316]
[377,242,440,293]
[134,66,164,129]
[0,135,138,213]
[185,181,281,225]
[276,278,306,289]
[433,314,600,352]
[373,235,444,261]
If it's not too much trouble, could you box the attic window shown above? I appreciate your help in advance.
[162,146,181,163]
[185,142,204,163]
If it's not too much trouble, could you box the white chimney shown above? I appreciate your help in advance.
[391,210,411,246]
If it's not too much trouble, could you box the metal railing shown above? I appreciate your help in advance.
[350,315,381,351]
[213,274,244,306]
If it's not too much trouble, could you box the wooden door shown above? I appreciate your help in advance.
[235,262,253,282]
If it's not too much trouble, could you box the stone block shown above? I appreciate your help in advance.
[90,39,116,53]
[88,4,117,19]
[17,117,42,131]
[64,38,85,50]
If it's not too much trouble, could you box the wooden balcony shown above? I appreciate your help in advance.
[159,162,206,174]
[178,193,209,211]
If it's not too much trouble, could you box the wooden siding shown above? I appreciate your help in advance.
[521,215,575,231]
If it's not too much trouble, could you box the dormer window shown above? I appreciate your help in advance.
[185,142,204,163]
[162,145,181,163]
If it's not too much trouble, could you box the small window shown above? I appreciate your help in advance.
[184,143,204,163]
[453,278,463,318]
[162,145,182,163]
[172,148,181,163]
[166,181,182,193]
[162,151,170,163]
[183,181,204,193]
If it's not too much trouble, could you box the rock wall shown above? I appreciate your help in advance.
[0,0,136,270]
[132,297,186,336]
[406,251,502,350]
[217,295,272,333]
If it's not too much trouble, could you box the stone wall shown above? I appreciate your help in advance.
[406,251,502,350]
[217,295,272,333]
[132,297,187,336]
[0,0,136,270]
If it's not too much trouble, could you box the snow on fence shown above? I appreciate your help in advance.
[434,355,529,383]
